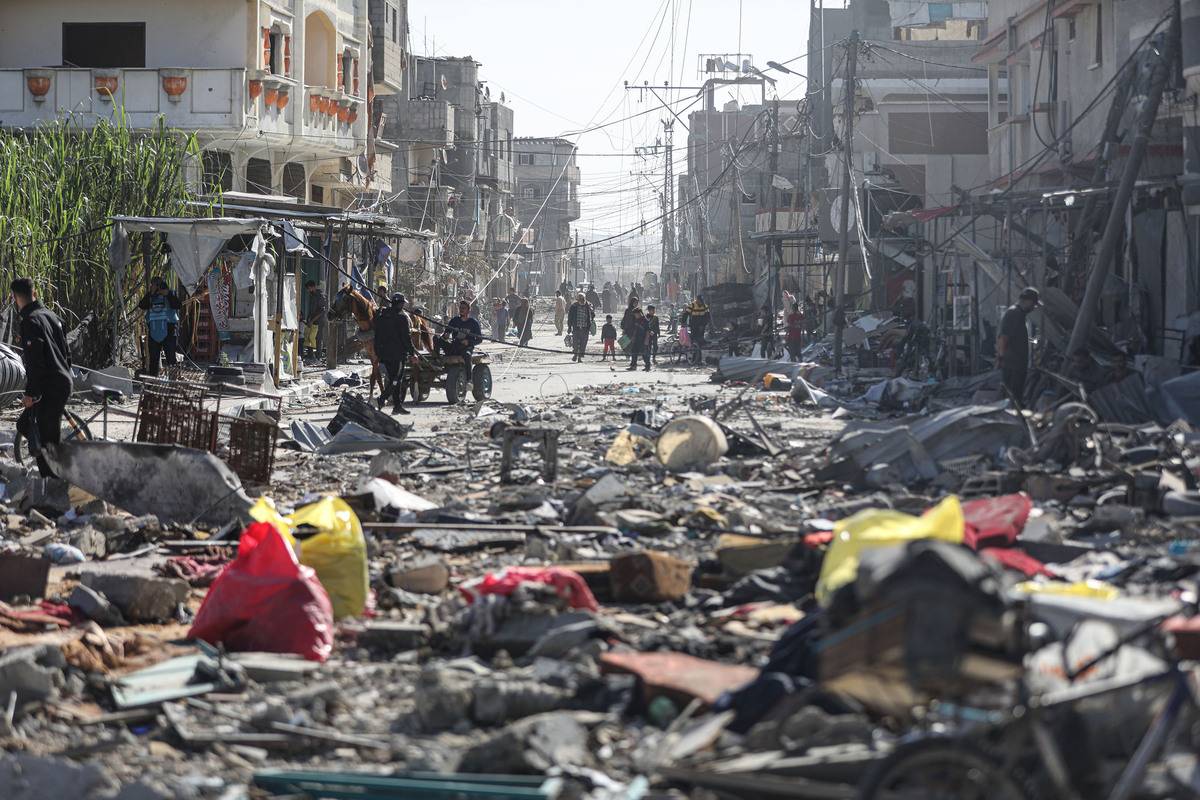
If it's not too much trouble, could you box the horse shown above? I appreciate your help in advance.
[329,284,384,397]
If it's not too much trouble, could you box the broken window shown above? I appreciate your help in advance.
[62,22,146,68]
[282,162,306,201]
[518,152,535,166]
[245,157,272,195]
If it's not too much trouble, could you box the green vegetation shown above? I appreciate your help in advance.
[0,109,212,355]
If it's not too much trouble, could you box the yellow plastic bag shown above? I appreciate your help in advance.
[248,496,368,619]
[816,495,965,605]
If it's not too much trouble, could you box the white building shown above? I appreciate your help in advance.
[0,0,376,207]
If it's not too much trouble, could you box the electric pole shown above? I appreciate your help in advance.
[832,30,859,375]
[767,98,780,317]
[661,119,675,283]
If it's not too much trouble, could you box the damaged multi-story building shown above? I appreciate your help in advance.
[513,137,582,295]
[782,0,1200,370]
[374,51,517,299]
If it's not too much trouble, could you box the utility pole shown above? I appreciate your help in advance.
[1067,8,1178,356]
[661,119,675,283]
[767,98,780,316]
[832,30,859,374]
[729,141,745,283]
[695,175,708,294]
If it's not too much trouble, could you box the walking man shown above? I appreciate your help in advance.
[374,293,413,415]
[13,278,72,478]
[645,304,661,365]
[517,296,534,347]
[687,295,710,361]
[567,292,594,362]
[138,276,182,377]
[785,301,805,362]
[553,290,567,336]
[996,287,1040,403]
[303,280,327,360]
[493,298,509,342]
[626,308,650,372]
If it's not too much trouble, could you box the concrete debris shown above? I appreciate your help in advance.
[79,572,189,623]
[1,295,1198,799]
[43,441,252,526]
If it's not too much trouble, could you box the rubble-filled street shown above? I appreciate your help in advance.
[4,0,1200,797]
[1,306,1199,799]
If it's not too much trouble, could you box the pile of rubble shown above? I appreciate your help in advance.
[0,355,1197,798]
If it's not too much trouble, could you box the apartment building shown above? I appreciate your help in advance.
[0,0,373,207]
[514,137,581,294]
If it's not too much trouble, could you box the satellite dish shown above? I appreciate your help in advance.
[439,74,448,91]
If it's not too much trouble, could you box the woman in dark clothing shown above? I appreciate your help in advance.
[625,308,650,372]
[518,297,534,346]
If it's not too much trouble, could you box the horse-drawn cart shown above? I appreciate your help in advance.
[405,351,493,405]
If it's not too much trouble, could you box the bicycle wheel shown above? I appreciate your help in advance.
[858,737,1031,800]
[14,409,93,466]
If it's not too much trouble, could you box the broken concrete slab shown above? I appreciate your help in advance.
[68,583,126,627]
[599,650,758,707]
[80,572,189,623]
[411,528,526,553]
[328,392,412,441]
[0,754,116,800]
[43,441,253,527]
[457,711,594,774]
[355,621,430,652]
[0,553,50,602]
[610,551,694,602]
[388,558,450,594]
[0,645,64,708]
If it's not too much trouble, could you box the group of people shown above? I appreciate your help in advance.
[492,292,534,346]
[373,294,482,414]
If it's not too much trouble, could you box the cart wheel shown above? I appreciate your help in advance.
[14,409,92,466]
[472,364,493,400]
[445,366,467,404]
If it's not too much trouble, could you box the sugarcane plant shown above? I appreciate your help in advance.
[0,107,219,364]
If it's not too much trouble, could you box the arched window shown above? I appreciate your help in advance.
[282,162,306,201]
[304,11,337,88]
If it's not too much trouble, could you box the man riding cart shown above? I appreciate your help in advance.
[405,299,494,405]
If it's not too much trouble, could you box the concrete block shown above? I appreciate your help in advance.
[388,558,450,594]
[80,572,188,623]
[610,551,694,603]
[68,584,126,627]
[0,645,64,707]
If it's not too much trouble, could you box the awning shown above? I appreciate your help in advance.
[111,216,271,288]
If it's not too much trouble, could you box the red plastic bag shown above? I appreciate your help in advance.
[189,522,334,662]
[459,566,599,612]
[962,493,1033,550]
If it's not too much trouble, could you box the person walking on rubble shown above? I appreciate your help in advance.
[492,298,509,342]
[996,287,1040,403]
[12,277,72,478]
[553,290,567,336]
[374,293,413,415]
[567,292,594,362]
[601,315,617,361]
[686,295,711,362]
[785,301,805,362]
[626,307,651,371]
[138,276,182,377]
[303,280,327,360]
[645,304,661,365]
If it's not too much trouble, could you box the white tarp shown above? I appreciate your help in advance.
[110,217,271,289]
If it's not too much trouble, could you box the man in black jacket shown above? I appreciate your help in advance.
[12,278,72,477]
[374,293,413,415]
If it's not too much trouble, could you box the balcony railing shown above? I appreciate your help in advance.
[0,66,366,156]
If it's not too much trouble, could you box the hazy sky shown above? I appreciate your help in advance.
[408,0,810,261]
